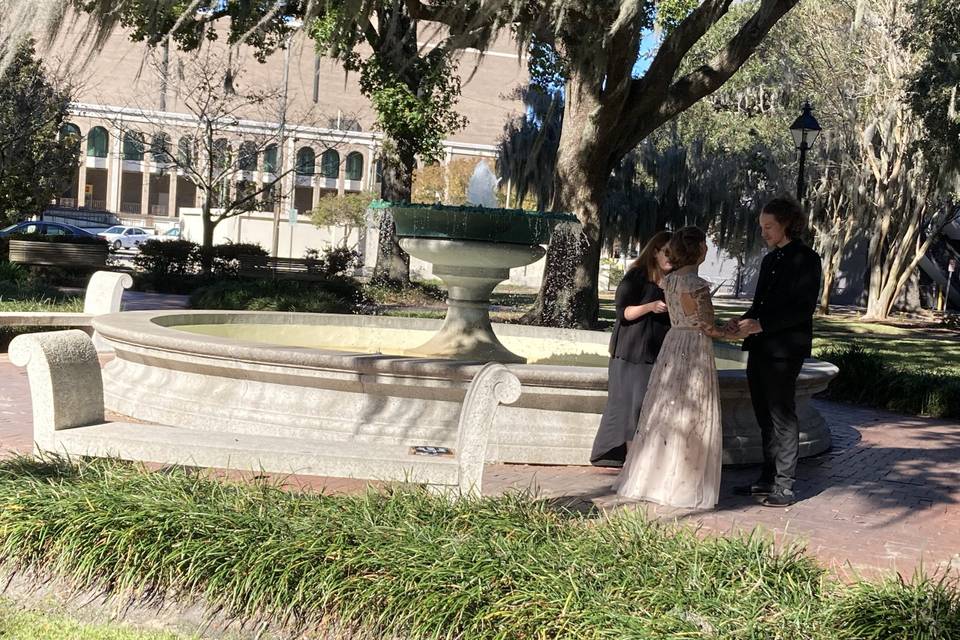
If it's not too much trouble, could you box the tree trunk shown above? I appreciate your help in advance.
[522,84,608,328]
[200,200,215,274]
[373,142,412,286]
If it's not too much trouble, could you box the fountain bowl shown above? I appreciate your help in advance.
[94,310,838,466]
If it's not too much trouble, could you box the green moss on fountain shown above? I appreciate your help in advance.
[371,200,578,245]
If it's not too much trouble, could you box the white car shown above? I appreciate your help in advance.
[156,227,182,241]
[98,225,151,250]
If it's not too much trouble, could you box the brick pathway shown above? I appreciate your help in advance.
[1,355,957,579]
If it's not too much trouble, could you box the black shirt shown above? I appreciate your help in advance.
[609,268,670,364]
[743,239,822,360]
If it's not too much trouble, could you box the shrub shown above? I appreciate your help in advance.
[134,239,201,277]
[190,278,361,313]
[816,343,960,418]
[0,259,27,285]
[303,246,362,278]
[363,279,446,308]
[209,242,269,277]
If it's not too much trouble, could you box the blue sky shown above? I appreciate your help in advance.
[632,30,661,78]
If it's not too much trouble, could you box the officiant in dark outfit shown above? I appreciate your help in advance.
[731,197,822,507]
[591,231,672,466]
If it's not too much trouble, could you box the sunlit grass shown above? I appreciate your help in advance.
[0,598,195,640]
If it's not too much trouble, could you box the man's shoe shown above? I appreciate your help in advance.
[761,489,796,508]
[733,482,774,496]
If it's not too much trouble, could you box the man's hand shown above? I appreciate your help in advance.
[738,319,763,336]
[723,318,740,334]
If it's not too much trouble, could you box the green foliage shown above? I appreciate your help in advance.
[0,457,957,638]
[362,279,446,307]
[828,574,960,640]
[302,246,362,279]
[189,278,359,313]
[816,343,960,419]
[0,599,193,639]
[311,192,372,229]
[133,239,202,278]
[0,40,79,225]
[904,0,960,169]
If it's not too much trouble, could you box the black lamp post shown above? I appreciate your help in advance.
[789,101,822,201]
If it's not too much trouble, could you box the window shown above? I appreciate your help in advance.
[45,225,68,236]
[87,126,109,158]
[213,138,231,169]
[151,133,172,163]
[345,152,363,181]
[296,146,316,175]
[122,131,145,161]
[238,141,258,171]
[20,223,41,234]
[321,149,339,179]
[263,144,278,174]
[124,228,137,235]
[104,226,124,234]
[60,123,81,149]
[178,137,194,168]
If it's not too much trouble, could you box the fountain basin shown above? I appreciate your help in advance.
[94,311,837,466]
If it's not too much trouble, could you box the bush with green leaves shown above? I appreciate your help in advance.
[0,457,957,639]
[303,246,362,278]
[816,343,960,418]
[209,242,269,277]
[189,278,361,313]
[134,239,202,277]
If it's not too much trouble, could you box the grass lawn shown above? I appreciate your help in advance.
[0,600,194,640]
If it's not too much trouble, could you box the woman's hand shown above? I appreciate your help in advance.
[623,300,667,321]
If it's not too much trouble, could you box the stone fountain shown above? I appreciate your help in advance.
[374,162,578,363]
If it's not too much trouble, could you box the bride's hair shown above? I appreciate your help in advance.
[666,226,707,269]
[629,230,672,282]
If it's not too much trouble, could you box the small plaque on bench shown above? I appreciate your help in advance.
[410,445,454,457]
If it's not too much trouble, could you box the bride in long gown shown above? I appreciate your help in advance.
[613,227,733,510]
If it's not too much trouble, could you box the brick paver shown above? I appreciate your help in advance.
[1,354,957,578]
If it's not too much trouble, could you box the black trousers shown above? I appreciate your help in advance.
[746,353,805,492]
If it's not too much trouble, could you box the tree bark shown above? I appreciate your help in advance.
[522,83,608,328]
[373,140,413,285]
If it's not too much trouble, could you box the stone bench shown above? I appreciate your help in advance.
[0,271,132,351]
[9,330,521,497]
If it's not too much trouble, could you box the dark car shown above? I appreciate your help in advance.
[0,221,100,238]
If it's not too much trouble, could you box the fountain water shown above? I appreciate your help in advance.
[373,162,578,363]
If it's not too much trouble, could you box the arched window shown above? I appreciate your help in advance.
[178,137,194,168]
[263,144,278,174]
[296,146,316,175]
[122,130,144,161]
[59,122,81,149]
[87,126,109,158]
[345,151,364,181]
[150,132,172,163]
[321,149,339,179]
[238,141,258,171]
[213,138,230,169]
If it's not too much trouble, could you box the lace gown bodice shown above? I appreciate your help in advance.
[662,269,715,330]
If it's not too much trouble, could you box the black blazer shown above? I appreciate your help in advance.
[608,268,670,364]
[742,240,822,360]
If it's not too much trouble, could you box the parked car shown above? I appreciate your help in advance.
[156,227,182,241]
[0,220,99,238]
[98,225,151,250]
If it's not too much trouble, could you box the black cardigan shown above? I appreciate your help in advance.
[742,240,822,360]
[608,268,670,364]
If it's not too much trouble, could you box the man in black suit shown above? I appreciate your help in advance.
[729,197,822,507]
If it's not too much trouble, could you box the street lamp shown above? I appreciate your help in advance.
[789,101,822,201]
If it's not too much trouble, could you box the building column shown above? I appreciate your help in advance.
[366,143,376,193]
[311,176,322,210]
[168,171,179,217]
[337,158,345,196]
[76,159,87,208]
[141,162,151,217]
[106,126,123,212]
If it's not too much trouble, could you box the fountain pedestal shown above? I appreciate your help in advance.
[399,238,545,363]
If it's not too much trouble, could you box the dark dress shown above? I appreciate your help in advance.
[742,239,822,492]
[590,268,670,466]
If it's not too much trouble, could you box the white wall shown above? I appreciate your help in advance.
[179,208,363,258]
